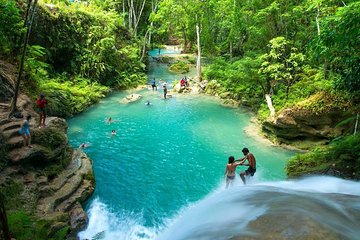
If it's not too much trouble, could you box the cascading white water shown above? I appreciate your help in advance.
[79,176,360,240]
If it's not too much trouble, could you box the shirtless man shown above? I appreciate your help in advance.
[224,156,242,189]
[236,148,256,185]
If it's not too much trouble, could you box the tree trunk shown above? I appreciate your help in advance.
[140,29,150,62]
[354,114,359,136]
[196,15,202,81]
[316,4,321,36]
[9,0,38,118]
[265,94,275,119]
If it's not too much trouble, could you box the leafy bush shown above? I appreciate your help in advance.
[8,211,68,240]
[0,0,23,54]
[30,1,146,88]
[38,76,110,117]
[286,134,360,179]
[169,61,190,74]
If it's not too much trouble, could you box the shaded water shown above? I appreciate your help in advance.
[67,50,359,239]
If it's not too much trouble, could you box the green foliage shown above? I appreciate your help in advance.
[286,134,360,179]
[203,56,264,109]
[0,179,24,211]
[7,211,68,240]
[33,128,67,149]
[38,76,110,117]
[0,0,23,54]
[169,61,189,74]
[259,36,306,98]
[311,2,360,95]
[31,1,145,87]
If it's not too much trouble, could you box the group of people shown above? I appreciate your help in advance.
[180,76,188,88]
[224,147,257,188]
[151,78,168,99]
[18,93,48,148]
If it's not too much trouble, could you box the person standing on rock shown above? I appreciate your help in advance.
[19,115,32,148]
[236,147,256,185]
[163,82,168,99]
[36,93,48,127]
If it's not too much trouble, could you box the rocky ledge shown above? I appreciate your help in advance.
[262,108,349,149]
[0,116,94,239]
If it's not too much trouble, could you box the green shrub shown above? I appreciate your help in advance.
[169,61,189,74]
[0,0,23,54]
[286,134,360,179]
[7,211,68,240]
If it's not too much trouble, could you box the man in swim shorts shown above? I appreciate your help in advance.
[236,147,256,185]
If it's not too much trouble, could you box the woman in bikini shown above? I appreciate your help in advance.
[224,156,241,189]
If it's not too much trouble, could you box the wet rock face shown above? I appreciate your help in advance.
[262,108,348,145]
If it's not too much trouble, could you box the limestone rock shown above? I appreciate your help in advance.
[262,108,349,146]
[69,202,88,234]
[120,94,142,103]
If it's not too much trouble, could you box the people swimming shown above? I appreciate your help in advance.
[236,147,257,185]
[224,156,242,189]
[111,130,116,135]
[106,117,119,124]
[79,143,88,149]
[145,101,151,106]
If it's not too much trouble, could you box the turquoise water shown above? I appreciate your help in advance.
[67,50,295,239]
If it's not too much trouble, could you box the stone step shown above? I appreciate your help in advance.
[0,103,10,109]
[6,136,24,150]
[47,151,82,194]
[37,172,84,216]
[7,144,41,163]
[55,179,92,212]
[55,179,92,213]
[0,120,22,132]
[36,152,90,215]
[3,127,21,139]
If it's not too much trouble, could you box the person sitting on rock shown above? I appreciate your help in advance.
[184,76,188,87]
[180,78,186,88]
[19,115,32,148]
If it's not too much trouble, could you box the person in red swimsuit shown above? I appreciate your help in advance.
[36,93,48,127]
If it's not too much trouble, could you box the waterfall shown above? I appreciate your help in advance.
[79,176,360,240]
